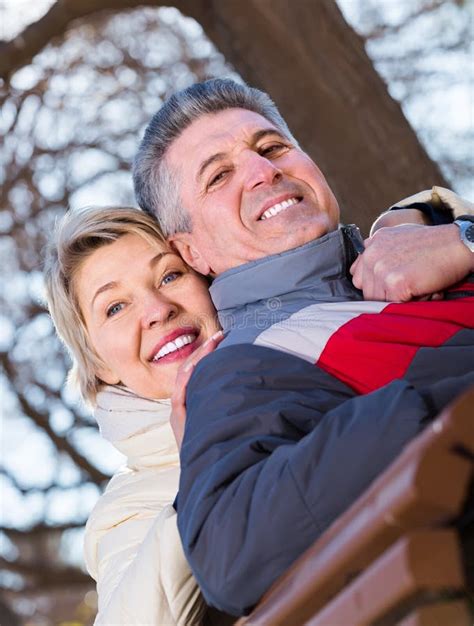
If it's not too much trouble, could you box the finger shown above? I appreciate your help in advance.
[350,257,364,289]
[412,291,444,302]
[349,255,360,277]
[170,409,185,450]
[353,257,376,300]
[370,275,389,301]
[184,330,224,372]
[173,363,195,406]
[172,333,224,408]
[361,278,376,301]
[359,244,384,300]
[368,257,393,301]
[203,329,225,349]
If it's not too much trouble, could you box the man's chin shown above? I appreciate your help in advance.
[265,221,335,254]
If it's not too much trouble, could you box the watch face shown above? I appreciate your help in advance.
[466,224,474,244]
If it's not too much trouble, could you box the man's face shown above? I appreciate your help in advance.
[166,108,340,275]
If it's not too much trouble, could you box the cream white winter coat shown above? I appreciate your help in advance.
[83,386,205,626]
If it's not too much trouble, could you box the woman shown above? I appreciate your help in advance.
[44,205,224,626]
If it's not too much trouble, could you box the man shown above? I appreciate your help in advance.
[133,79,474,616]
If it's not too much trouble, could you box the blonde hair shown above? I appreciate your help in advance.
[44,206,169,405]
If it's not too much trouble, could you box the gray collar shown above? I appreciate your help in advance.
[210,225,362,312]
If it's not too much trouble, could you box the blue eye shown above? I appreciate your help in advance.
[161,271,182,286]
[106,302,124,317]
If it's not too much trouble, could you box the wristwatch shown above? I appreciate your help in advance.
[453,216,474,253]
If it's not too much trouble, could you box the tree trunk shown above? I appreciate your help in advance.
[184,0,448,234]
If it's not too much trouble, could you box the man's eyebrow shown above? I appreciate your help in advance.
[197,152,226,183]
[90,251,172,310]
[196,128,289,184]
[251,128,288,144]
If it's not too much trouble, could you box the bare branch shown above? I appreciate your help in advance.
[1,521,87,537]
[0,556,92,590]
[364,0,446,40]
[0,0,194,83]
[0,352,109,485]
[0,467,83,495]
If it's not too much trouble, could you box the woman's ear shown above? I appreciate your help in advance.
[169,234,212,276]
[95,365,120,386]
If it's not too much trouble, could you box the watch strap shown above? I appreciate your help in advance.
[455,214,474,224]
[454,217,474,252]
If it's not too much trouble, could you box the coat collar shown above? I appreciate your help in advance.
[94,385,178,470]
[210,226,362,315]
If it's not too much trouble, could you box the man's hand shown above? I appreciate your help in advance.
[170,331,224,449]
[350,223,474,302]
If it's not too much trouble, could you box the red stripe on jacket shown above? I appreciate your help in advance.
[318,297,474,394]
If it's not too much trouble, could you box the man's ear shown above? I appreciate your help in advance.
[169,234,212,276]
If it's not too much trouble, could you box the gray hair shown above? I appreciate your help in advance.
[43,206,168,406]
[133,78,296,236]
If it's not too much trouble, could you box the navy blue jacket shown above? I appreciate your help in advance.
[178,226,474,616]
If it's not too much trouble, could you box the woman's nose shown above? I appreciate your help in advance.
[141,293,178,329]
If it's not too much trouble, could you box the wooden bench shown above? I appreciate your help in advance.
[237,388,474,626]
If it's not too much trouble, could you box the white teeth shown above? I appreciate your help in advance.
[260,197,299,221]
[153,334,196,361]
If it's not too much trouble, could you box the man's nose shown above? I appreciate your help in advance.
[243,152,282,191]
[141,293,178,329]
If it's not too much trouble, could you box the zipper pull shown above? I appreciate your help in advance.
[343,224,365,255]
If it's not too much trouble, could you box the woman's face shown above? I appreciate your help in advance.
[75,233,220,399]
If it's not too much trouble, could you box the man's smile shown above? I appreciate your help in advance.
[259,196,301,221]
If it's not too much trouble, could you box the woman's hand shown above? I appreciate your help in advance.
[170,331,224,449]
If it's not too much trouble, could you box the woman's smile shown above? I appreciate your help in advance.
[148,326,202,364]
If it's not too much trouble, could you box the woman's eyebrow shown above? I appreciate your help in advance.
[90,251,173,309]
[150,250,173,267]
[91,281,119,309]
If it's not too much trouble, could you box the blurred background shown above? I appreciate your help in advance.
[0,0,472,623]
